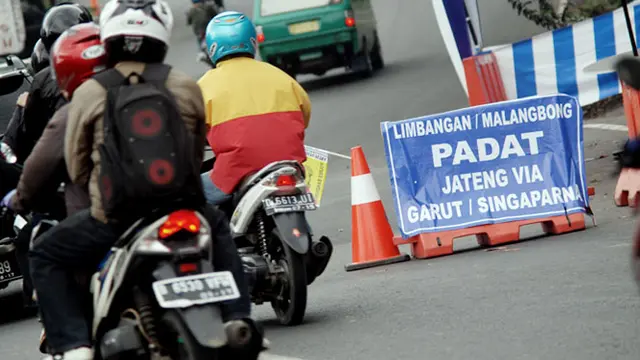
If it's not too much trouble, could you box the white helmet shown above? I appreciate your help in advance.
[99,0,174,46]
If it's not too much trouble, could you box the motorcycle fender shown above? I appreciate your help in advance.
[272,212,311,254]
[152,261,228,348]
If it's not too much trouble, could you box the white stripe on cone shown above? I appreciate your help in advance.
[351,173,381,206]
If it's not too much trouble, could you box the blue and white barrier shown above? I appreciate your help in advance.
[494,1,640,106]
[435,0,640,107]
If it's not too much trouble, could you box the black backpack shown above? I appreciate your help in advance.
[93,63,204,222]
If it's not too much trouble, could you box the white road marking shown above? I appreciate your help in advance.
[584,123,629,132]
[260,353,307,360]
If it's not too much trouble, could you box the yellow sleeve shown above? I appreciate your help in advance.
[292,80,311,128]
[197,75,215,129]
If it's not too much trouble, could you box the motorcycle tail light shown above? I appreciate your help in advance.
[256,26,265,43]
[158,210,201,240]
[179,262,198,274]
[276,174,297,187]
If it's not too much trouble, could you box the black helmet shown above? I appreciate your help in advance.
[40,3,94,52]
[30,39,50,73]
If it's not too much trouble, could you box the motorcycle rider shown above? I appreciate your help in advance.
[0,4,93,311]
[29,1,262,359]
[197,11,312,205]
[31,38,50,73]
[2,39,50,161]
[15,3,93,164]
[186,0,218,48]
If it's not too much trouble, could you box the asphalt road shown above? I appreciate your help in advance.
[2,0,640,359]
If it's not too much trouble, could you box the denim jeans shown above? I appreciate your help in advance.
[201,171,233,206]
[29,206,251,353]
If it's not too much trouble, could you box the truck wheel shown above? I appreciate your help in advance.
[359,38,373,78]
[371,32,385,71]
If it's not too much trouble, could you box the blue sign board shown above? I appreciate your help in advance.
[381,95,589,239]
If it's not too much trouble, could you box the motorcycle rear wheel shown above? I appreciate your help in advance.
[163,311,218,360]
[270,229,308,326]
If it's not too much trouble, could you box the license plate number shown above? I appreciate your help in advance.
[288,21,320,35]
[152,271,240,309]
[0,257,21,283]
[262,193,317,215]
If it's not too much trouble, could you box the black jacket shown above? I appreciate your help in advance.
[14,66,66,164]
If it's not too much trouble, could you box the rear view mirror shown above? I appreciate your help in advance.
[615,56,640,91]
[0,71,26,96]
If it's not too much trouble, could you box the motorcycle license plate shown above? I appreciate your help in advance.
[0,255,21,284]
[262,193,317,216]
[152,271,240,309]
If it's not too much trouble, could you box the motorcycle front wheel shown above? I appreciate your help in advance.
[270,229,308,326]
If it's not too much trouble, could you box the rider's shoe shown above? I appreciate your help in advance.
[42,346,93,360]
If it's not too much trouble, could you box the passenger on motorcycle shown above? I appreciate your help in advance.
[0,24,101,331]
[197,11,312,205]
[0,4,92,311]
[1,22,103,221]
[29,1,261,359]
[14,3,93,165]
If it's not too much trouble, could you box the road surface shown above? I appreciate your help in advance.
[1,1,639,359]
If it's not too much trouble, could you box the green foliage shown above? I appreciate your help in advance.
[507,0,623,29]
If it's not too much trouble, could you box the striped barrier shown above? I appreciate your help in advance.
[490,1,640,107]
[462,52,507,106]
[437,0,640,107]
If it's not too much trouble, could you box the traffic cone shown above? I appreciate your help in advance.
[90,0,100,17]
[345,146,410,272]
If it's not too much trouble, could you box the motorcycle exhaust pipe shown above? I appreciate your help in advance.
[310,236,333,278]
[225,319,253,349]
[311,238,329,257]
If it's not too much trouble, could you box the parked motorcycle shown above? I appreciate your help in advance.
[218,160,333,326]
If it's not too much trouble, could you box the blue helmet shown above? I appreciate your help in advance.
[205,11,257,66]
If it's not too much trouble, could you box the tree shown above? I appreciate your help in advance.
[506,0,622,30]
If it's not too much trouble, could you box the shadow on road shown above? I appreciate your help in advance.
[0,290,37,325]
[259,313,329,330]
[299,71,369,93]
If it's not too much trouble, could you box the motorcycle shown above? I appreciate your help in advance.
[217,159,333,326]
[0,143,25,294]
[35,207,258,359]
[197,37,214,68]
[0,204,27,293]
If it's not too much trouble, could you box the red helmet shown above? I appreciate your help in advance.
[51,23,107,97]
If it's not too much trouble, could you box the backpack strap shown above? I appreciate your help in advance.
[93,68,127,90]
[140,63,172,87]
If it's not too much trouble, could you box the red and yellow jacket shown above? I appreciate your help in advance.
[197,57,311,194]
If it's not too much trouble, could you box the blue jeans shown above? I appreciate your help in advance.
[201,171,233,205]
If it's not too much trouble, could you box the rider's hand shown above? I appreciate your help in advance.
[1,189,16,209]
[619,137,640,169]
